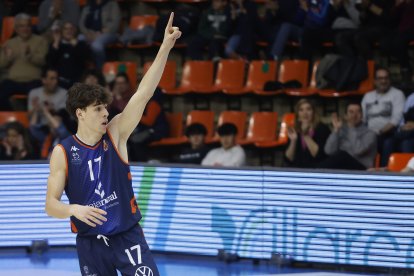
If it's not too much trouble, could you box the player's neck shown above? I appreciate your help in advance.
[76,126,104,146]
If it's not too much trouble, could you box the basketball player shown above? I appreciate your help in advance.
[45,13,181,276]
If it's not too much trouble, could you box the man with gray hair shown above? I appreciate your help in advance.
[0,13,48,109]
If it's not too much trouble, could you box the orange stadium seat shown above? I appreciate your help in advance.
[163,61,214,95]
[212,60,245,93]
[279,60,311,97]
[212,111,247,143]
[283,60,318,97]
[150,112,187,146]
[255,113,295,148]
[143,61,176,91]
[127,15,159,49]
[0,112,29,128]
[239,112,278,145]
[387,153,414,172]
[223,60,277,95]
[186,110,215,139]
[103,61,138,88]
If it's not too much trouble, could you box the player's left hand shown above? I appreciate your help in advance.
[162,12,182,50]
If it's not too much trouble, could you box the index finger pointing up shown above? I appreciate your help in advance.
[167,12,174,30]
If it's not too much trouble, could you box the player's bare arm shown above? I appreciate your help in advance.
[45,146,107,227]
[108,12,181,154]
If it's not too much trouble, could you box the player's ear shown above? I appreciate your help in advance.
[76,108,84,121]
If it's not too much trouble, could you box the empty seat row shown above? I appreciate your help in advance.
[112,59,375,99]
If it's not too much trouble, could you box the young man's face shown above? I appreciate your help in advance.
[219,134,236,150]
[188,134,205,149]
[77,103,109,135]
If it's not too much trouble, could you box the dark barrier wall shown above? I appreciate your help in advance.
[0,164,413,268]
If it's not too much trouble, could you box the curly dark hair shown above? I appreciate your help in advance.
[66,83,112,121]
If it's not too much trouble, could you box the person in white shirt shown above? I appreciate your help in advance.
[361,67,405,166]
[202,123,246,167]
[402,157,414,173]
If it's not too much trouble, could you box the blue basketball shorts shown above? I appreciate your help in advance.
[76,223,159,276]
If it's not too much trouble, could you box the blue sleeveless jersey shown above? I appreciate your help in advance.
[59,131,141,236]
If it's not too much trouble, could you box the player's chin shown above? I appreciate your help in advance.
[98,124,107,134]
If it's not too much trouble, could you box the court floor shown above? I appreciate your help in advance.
[0,247,375,276]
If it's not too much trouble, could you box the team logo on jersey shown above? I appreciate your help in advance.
[103,140,109,151]
[71,146,79,152]
[94,182,105,199]
[135,266,153,276]
[71,152,81,164]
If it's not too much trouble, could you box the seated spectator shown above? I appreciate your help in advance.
[270,0,331,60]
[37,0,80,34]
[401,157,414,173]
[285,99,330,168]
[175,123,210,164]
[28,68,68,127]
[380,0,414,82]
[336,0,393,59]
[153,5,199,44]
[108,73,134,119]
[128,88,169,162]
[47,21,92,88]
[202,123,246,167]
[300,0,359,59]
[79,0,121,69]
[389,91,414,153]
[0,13,48,109]
[30,107,71,159]
[361,67,405,166]
[82,69,107,87]
[187,0,231,61]
[0,122,35,160]
[256,0,299,59]
[225,0,259,60]
[318,101,377,170]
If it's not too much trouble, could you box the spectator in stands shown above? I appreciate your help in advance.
[336,0,393,59]
[202,123,246,167]
[0,13,48,109]
[176,123,210,164]
[380,0,414,82]
[108,73,134,119]
[318,102,377,170]
[37,0,80,34]
[82,69,106,87]
[128,88,169,162]
[388,91,414,154]
[257,0,300,58]
[79,0,121,69]
[225,0,260,60]
[28,68,68,129]
[0,122,35,160]
[153,5,199,45]
[47,21,92,89]
[285,99,330,168]
[361,67,405,166]
[300,0,359,59]
[187,0,231,61]
[30,106,71,159]
[270,0,331,60]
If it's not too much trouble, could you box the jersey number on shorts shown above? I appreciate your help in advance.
[125,244,142,266]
